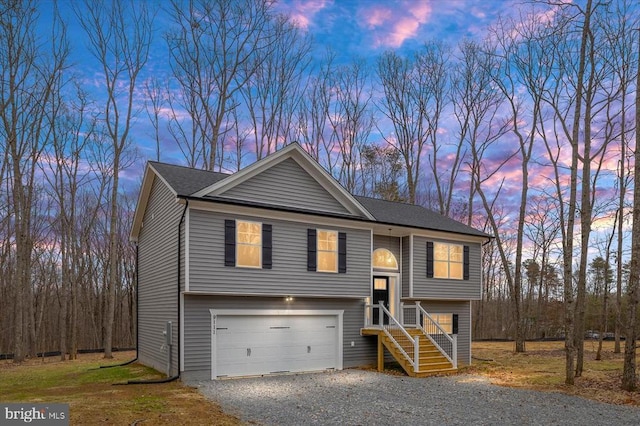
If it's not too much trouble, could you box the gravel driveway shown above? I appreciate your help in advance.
[187,370,640,425]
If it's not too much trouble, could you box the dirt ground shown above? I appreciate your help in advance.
[0,350,241,425]
[466,340,640,406]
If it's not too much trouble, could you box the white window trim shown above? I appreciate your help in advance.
[317,229,338,273]
[236,219,262,269]
[372,248,399,270]
[434,242,463,280]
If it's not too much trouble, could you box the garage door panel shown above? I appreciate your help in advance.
[214,313,340,378]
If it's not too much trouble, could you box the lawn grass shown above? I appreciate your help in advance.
[0,351,241,425]
[464,340,640,406]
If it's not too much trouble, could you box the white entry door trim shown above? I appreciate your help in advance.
[210,309,344,379]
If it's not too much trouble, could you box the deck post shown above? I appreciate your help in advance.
[453,334,458,369]
[377,336,384,372]
[414,335,419,373]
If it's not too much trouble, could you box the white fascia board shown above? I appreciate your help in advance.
[180,292,184,372]
[209,308,345,316]
[411,231,487,245]
[184,290,368,299]
[193,144,298,198]
[184,207,190,292]
[187,199,374,231]
[409,234,414,298]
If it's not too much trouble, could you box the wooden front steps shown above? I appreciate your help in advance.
[362,327,456,377]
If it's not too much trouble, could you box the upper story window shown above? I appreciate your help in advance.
[307,229,347,273]
[426,241,468,280]
[317,230,338,272]
[434,242,463,279]
[372,248,398,270]
[237,221,262,268]
[225,219,272,269]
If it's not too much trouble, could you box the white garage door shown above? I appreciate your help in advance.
[212,311,342,378]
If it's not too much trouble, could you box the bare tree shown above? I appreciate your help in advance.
[296,52,336,167]
[76,0,153,358]
[327,59,374,193]
[621,18,640,393]
[241,15,311,160]
[376,50,430,204]
[600,0,639,355]
[44,81,94,360]
[418,42,457,216]
[166,0,274,171]
[143,77,167,162]
[0,0,68,362]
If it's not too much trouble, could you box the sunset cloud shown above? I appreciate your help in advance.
[279,0,332,30]
[358,1,433,48]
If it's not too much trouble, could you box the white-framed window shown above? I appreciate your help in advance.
[372,248,398,270]
[431,313,453,334]
[236,220,261,268]
[434,242,463,279]
[317,229,338,273]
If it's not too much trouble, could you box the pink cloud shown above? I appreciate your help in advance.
[280,0,332,30]
[365,6,392,27]
[359,1,433,48]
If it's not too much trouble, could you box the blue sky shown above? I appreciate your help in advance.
[31,0,633,261]
[46,0,534,170]
[40,0,565,203]
[275,0,513,55]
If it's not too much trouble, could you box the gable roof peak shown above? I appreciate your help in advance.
[192,143,376,220]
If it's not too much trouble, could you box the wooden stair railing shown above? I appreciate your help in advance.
[372,303,456,377]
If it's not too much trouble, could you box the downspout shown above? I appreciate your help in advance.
[175,199,189,378]
[120,201,187,385]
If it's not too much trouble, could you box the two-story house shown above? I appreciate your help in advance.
[130,143,490,380]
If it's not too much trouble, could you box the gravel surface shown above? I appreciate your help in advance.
[188,370,640,426]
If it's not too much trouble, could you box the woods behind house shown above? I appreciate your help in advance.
[1,0,640,389]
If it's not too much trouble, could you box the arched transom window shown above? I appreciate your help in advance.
[372,248,398,270]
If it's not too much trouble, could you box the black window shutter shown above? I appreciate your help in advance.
[307,229,317,271]
[338,232,347,273]
[426,241,434,278]
[452,314,459,334]
[224,220,236,267]
[262,224,272,269]
[463,245,470,280]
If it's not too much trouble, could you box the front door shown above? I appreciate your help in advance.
[372,276,390,325]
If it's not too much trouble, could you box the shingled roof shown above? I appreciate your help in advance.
[147,161,489,239]
[150,161,228,196]
[355,196,487,238]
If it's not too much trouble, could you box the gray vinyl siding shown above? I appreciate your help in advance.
[412,237,482,300]
[188,209,371,297]
[218,158,351,215]
[181,295,377,380]
[137,177,182,375]
[418,300,471,366]
[402,236,410,298]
